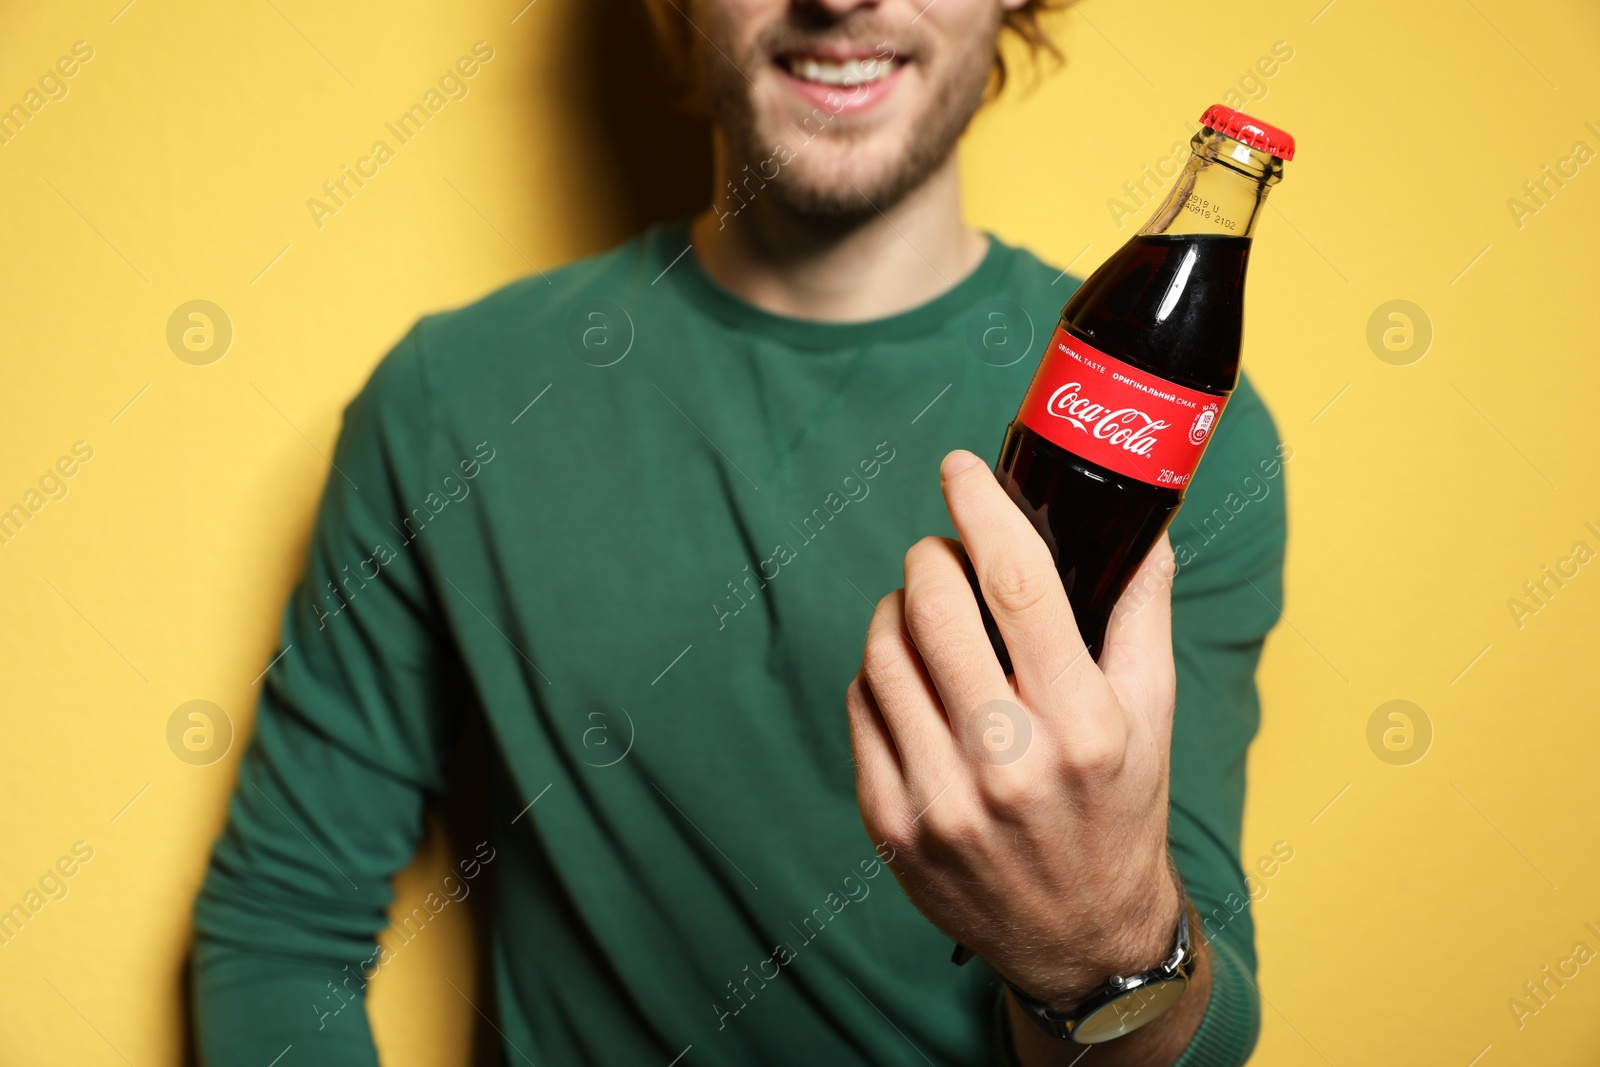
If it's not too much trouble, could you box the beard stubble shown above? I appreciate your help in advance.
[691,4,1001,221]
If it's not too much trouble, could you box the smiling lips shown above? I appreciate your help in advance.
[776,50,907,114]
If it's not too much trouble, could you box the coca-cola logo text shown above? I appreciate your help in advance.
[1045,382,1170,458]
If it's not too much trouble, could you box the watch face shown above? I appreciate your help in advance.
[1073,977,1189,1044]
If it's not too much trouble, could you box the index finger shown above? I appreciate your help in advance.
[937,450,1093,705]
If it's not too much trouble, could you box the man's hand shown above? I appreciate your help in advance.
[846,449,1189,1018]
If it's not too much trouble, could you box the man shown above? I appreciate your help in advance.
[193,0,1285,1064]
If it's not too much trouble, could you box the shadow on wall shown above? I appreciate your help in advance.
[176,5,710,1066]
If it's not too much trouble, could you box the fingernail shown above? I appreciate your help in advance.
[941,450,981,478]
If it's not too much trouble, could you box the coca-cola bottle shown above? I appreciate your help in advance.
[985,105,1294,668]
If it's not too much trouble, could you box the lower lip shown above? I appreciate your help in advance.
[776,63,906,115]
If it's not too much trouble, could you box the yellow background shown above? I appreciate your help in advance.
[2,0,1597,1063]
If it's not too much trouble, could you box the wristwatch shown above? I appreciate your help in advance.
[1002,895,1200,1045]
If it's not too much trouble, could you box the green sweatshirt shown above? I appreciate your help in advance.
[193,221,1285,1066]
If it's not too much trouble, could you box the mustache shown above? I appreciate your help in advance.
[755,14,921,62]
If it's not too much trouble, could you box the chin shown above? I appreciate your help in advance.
[741,77,942,216]
[765,136,922,217]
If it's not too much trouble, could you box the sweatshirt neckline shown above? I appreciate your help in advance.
[655,220,1016,351]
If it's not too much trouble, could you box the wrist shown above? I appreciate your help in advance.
[1003,934,1213,1063]
[1002,880,1201,1049]
[1010,868,1185,1011]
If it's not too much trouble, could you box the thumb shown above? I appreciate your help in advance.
[1097,532,1177,727]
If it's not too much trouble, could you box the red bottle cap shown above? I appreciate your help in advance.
[1198,104,1295,161]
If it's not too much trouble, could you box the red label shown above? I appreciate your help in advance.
[1016,326,1226,489]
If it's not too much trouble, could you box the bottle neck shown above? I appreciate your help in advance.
[1138,129,1285,239]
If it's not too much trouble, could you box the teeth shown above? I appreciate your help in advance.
[786,56,896,88]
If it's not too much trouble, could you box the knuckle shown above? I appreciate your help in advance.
[870,590,901,628]
[976,767,1049,815]
[1059,725,1128,780]
[903,535,948,573]
[1150,534,1178,581]
[861,630,905,681]
[903,583,966,643]
[876,820,914,861]
[985,553,1055,618]
[1152,549,1178,585]
[918,797,983,849]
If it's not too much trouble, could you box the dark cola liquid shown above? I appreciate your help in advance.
[985,233,1253,668]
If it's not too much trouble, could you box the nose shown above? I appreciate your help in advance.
[795,0,883,18]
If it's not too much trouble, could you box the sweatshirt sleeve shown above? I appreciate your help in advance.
[192,325,466,1065]
[1166,372,1286,1067]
